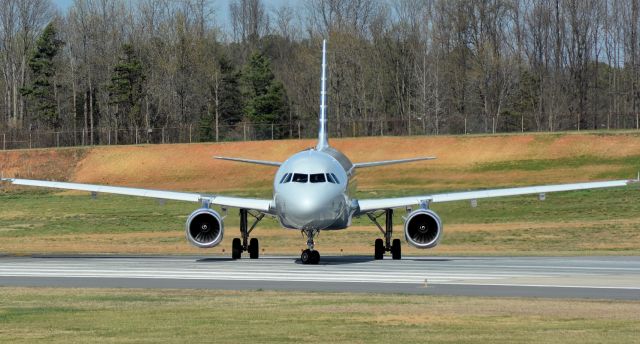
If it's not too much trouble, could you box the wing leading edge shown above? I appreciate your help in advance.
[214,156,282,167]
[1,178,273,213]
[356,178,638,214]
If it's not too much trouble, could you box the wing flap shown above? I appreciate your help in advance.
[356,179,635,213]
[2,178,273,213]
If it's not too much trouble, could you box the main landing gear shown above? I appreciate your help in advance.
[368,209,401,260]
[232,209,264,260]
[300,229,320,264]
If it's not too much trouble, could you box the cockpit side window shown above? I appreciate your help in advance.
[279,173,290,184]
[292,173,308,183]
[283,173,292,183]
[330,173,340,184]
[310,173,326,183]
[326,173,335,183]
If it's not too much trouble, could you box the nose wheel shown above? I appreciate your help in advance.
[301,249,320,264]
[300,229,320,264]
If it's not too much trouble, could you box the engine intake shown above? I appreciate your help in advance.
[404,209,443,249]
[185,208,224,248]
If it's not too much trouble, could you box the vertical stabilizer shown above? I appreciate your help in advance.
[316,39,329,150]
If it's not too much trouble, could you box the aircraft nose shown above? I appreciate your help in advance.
[277,191,345,229]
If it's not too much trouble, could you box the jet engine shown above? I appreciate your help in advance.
[185,208,224,248]
[404,209,443,249]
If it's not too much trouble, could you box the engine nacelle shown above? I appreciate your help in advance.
[404,209,443,249]
[185,208,224,248]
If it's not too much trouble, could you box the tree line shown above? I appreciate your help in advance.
[2,0,640,145]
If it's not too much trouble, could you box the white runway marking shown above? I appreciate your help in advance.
[1,256,639,291]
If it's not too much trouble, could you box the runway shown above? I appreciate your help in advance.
[0,255,639,300]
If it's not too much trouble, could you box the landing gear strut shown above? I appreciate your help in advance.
[232,209,264,259]
[300,229,320,264]
[368,209,401,260]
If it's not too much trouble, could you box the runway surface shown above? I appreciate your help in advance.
[1,255,639,300]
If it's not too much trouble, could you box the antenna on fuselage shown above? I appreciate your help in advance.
[316,39,329,151]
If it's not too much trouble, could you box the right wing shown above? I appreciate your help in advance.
[353,157,436,168]
[356,178,637,214]
[214,156,282,167]
[1,178,274,213]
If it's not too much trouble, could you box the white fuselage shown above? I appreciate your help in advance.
[273,147,354,230]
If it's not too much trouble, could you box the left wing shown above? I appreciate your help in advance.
[1,178,274,213]
[356,178,638,214]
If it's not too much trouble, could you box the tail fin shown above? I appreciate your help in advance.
[316,39,329,150]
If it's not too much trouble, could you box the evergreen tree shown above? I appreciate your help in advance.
[21,22,64,128]
[199,55,243,141]
[218,57,243,126]
[108,44,145,129]
[242,52,289,138]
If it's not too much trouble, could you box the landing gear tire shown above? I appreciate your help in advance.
[248,238,259,259]
[391,239,402,260]
[232,238,242,259]
[311,250,320,264]
[374,238,384,260]
[301,249,320,265]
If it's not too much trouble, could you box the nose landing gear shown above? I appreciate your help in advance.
[300,229,320,264]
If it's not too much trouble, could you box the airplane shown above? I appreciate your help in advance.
[2,40,638,264]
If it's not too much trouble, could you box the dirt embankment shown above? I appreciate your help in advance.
[2,132,640,192]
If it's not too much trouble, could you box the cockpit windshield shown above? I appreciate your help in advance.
[310,173,326,183]
[280,172,340,184]
[292,173,308,183]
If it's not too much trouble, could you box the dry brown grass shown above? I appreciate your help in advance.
[2,132,640,193]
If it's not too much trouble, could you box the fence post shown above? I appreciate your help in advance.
[189,124,192,143]
[56,132,60,147]
[297,121,301,139]
[108,129,111,145]
[29,132,32,149]
[135,127,138,145]
[352,120,356,137]
[2,133,5,150]
[271,124,274,140]
[161,127,165,144]
[492,117,496,134]
[243,123,247,141]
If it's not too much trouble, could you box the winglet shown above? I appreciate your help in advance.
[628,171,640,184]
[0,171,12,183]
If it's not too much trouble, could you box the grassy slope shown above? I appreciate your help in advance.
[1,132,640,255]
[0,288,639,344]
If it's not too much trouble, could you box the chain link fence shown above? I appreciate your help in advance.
[1,114,639,150]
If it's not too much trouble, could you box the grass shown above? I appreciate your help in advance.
[0,287,638,343]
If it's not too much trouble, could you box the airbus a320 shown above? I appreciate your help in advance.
[3,40,637,264]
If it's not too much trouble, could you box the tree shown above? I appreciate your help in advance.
[21,21,64,128]
[242,52,289,138]
[108,44,145,130]
[199,55,243,141]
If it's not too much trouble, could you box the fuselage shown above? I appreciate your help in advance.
[273,147,355,230]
